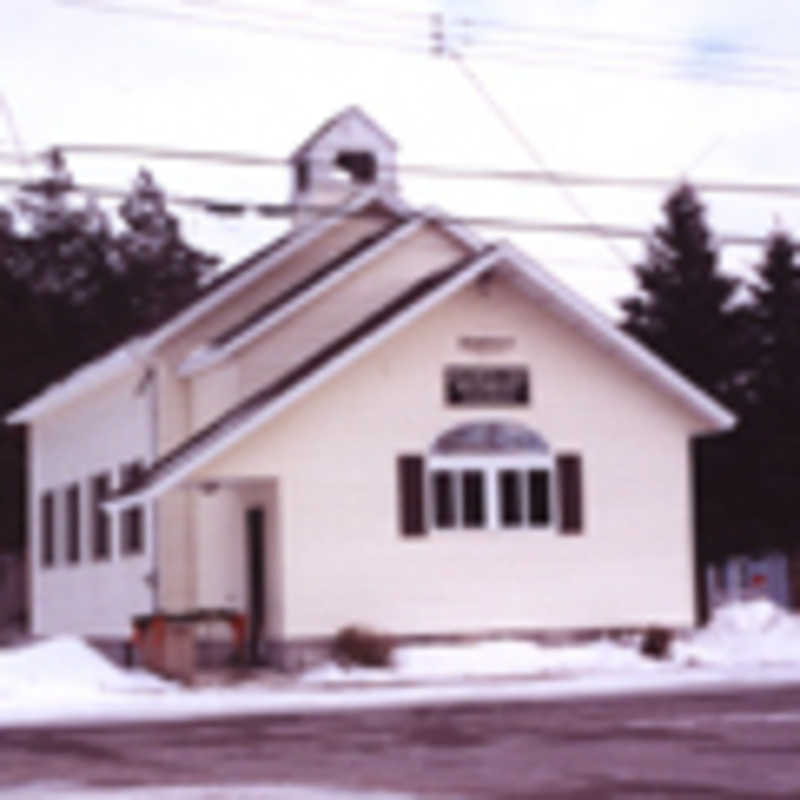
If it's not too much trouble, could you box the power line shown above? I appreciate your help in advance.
[9,144,800,200]
[59,0,431,54]
[0,173,771,249]
[58,0,800,94]
[193,0,800,66]
[449,51,634,268]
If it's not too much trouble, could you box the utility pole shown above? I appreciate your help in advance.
[430,12,447,57]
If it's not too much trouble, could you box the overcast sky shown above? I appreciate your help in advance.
[3,0,800,314]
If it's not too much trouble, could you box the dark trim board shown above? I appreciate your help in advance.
[111,248,494,503]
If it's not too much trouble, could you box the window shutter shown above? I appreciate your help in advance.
[557,453,583,534]
[397,455,427,537]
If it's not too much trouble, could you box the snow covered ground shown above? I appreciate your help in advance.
[3,599,800,729]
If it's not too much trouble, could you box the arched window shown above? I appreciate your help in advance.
[427,421,553,530]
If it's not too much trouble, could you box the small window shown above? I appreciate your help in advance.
[432,471,455,528]
[92,473,111,560]
[41,491,55,567]
[121,462,145,555]
[462,470,485,528]
[121,508,143,555]
[528,470,550,525]
[66,484,80,563]
[499,470,523,526]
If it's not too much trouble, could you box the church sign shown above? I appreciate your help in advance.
[444,365,530,406]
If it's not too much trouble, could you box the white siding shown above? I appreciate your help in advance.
[197,275,703,638]
[30,370,154,636]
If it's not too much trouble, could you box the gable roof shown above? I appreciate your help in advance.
[107,241,735,510]
[107,245,501,509]
[5,187,405,424]
[179,214,425,376]
[291,106,397,162]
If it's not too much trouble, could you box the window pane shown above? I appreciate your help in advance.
[433,471,455,528]
[121,461,145,556]
[41,492,54,567]
[499,470,522,526]
[122,507,143,555]
[67,484,80,563]
[462,470,485,528]
[528,470,550,525]
[92,473,110,559]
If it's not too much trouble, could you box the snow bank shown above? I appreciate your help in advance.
[0,636,170,699]
[307,599,800,684]
[303,636,661,685]
[2,599,800,729]
[674,598,800,667]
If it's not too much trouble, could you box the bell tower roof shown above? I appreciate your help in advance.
[289,107,399,223]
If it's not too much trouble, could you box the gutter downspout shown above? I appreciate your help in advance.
[134,358,160,613]
[147,364,160,613]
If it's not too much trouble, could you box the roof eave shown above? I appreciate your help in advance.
[5,346,143,425]
[495,241,737,433]
[104,247,504,511]
[7,186,405,423]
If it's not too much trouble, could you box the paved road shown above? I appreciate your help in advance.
[3,685,800,798]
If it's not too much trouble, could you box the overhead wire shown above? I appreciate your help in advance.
[58,0,432,54]
[448,49,634,267]
[6,145,800,200]
[58,0,800,93]
[0,173,771,249]
[37,0,794,257]
[197,0,800,65]
[177,0,800,89]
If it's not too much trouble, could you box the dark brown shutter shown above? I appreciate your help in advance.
[557,453,583,534]
[397,455,427,537]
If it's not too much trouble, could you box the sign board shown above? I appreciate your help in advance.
[444,365,530,406]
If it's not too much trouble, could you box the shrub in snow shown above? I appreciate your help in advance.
[331,626,394,668]
[640,627,672,660]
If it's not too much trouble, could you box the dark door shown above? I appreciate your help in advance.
[245,506,266,664]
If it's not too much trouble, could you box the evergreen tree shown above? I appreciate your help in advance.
[620,184,753,601]
[115,169,217,331]
[620,183,744,404]
[0,158,217,553]
[748,232,800,422]
[744,231,800,550]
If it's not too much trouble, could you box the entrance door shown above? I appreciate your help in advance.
[245,506,266,664]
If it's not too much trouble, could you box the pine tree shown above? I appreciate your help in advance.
[620,183,743,404]
[14,149,112,304]
[116,169,217,330]
[620,184,753,595]
[744,231,800,551]
[749,232,800,421]
[0,159,217,553]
